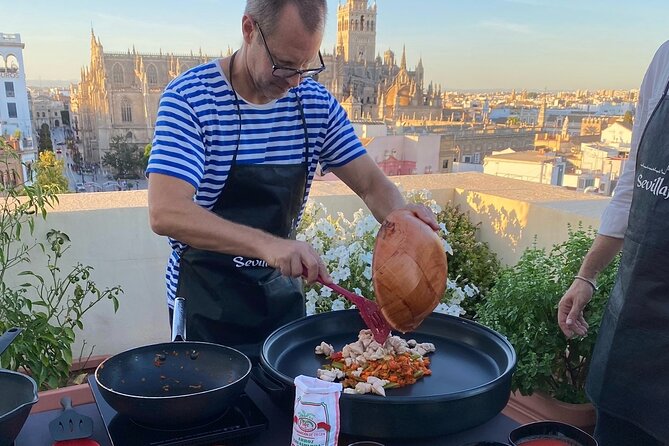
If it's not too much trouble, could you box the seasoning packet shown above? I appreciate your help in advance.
[291,375,343,446]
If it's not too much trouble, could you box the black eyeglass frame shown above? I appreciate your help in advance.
[254,21,325,79]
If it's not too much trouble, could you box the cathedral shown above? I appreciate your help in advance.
[72,0,444,163]
[71,31,221,164]
[319,0,444,122]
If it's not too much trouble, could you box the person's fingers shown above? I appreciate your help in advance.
[288,253,303,278]
[406,204,439,230]
[317,258,332,284]
[301,254,320,283]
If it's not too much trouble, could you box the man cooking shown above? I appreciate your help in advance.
[146,0,437,362]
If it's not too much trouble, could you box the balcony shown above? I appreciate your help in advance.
[11,172,608,357]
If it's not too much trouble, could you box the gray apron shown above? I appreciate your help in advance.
[176,52,311,363]
[586,77,669,441]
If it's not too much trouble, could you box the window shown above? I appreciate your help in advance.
[7,103,17,118]
[4,82,14,98]
[578,178,595,189]
[442,159,449,169]
[147,64,158,85]
[121,99,132,122]
[112,64,124,84]
[474,152,481,163]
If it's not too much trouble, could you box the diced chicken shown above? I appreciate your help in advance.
[316,368,345,382]
[314,329,435,396]
[410,342,436,357]
[315,342,334,356]
[353,382,373,394]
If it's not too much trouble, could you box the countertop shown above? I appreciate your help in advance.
[16,379,519,445]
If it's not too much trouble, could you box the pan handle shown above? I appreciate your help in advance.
[0,327,23,357]
[250,364,288,398]
[171,297,186,342]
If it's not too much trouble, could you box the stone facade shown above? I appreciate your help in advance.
[318,0,444,122]
[73,1,447,163]
[71,31,219,164]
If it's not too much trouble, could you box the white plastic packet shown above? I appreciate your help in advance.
[291,375,343,446]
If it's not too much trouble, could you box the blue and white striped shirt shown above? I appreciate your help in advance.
[146,60,366,305]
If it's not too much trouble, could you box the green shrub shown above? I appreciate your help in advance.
[476,224,619,404]
[438,204,501,318]
[0,139,123,390]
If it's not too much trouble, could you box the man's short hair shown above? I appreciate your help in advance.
[245,0,327,37]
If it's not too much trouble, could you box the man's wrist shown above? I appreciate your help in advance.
[574,275,598,292]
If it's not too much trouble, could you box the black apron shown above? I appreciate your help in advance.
[586,77,669,441]
[176,53,310,363]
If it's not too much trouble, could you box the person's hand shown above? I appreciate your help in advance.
[558,279,593,338]
[261,237,331,284]
[402,203,439,231]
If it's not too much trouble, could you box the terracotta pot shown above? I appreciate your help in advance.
[31,355,108,414]
[502,391,595,434]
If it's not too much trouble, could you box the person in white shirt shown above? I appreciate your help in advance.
[558,40,669,445]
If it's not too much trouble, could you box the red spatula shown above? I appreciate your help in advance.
[306,269,391,343]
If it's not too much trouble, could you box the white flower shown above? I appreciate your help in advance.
[306,299,316,315]
[297,191,480,320]
[441,238,453,256]
[363,266,372,280]
[434,302,465,316]
[331,298,347,311]
[464,284,479,297]
[331,266,351,283]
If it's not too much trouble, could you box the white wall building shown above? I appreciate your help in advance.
[600,121,632,147]
[483,151,566,186]
[364,134,440,175]
[0,32,36,183]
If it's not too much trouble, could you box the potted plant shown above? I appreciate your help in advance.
[475,224,620,429]
[0,139,123,409]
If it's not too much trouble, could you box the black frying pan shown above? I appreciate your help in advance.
[94,298,252,428]
[255,310,516,439]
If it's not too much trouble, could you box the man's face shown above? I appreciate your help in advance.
[245,4,323,101]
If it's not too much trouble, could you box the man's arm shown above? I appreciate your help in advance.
[557,234,623,338]
[329,154,439,229]
[147,173,329,282]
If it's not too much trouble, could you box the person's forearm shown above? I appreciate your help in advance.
[577,234,624,280]
[360,176,406,223]
[150,198,276,259]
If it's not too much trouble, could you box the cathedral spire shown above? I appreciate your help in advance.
[90,28,97,50]
[400,45,407,70]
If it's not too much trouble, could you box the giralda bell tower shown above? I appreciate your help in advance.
[337,0,377,64]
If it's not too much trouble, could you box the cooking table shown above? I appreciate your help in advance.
[16,378,519,445]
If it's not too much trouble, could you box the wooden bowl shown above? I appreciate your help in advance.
[372,209,447,332]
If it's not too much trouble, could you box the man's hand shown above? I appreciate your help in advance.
[402,203,440,231]
[261,237,331,284]
[558,279,593,338]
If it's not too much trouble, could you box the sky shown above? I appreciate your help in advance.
[2,0,668,91]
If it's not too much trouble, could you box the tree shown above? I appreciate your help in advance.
[35,150,69,194]
[142,143,152,171]
[102,136,143,179]
[623,110,634,127]
[38,123,53,153]
[67,139,82,167]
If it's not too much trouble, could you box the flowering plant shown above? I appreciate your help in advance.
[297,189,480,317]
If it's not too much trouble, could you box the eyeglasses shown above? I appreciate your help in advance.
[255,21,325,79]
